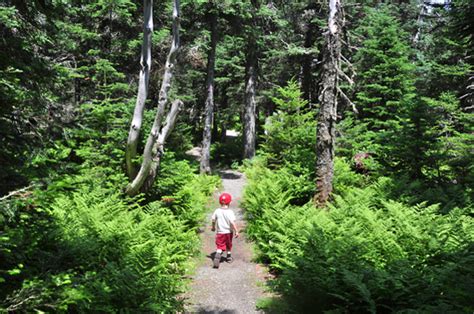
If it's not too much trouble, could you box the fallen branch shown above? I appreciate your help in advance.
[0,185,35,201]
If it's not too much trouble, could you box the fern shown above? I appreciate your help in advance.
[3,169,219,312]
[243,161,474,313]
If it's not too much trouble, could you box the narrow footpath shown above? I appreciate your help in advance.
[184,169,269,313]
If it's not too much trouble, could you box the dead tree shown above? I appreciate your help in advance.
[200,11,217,174]
[126,0,182,196]
[243,0,259,160]
[243,47,257,160]
[314,0,342,205]
[126,0,153,179]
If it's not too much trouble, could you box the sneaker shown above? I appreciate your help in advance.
[226,255,233,263]
[213,252,221,268]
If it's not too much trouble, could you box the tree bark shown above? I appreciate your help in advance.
[242,0,260,160]
[220,85,229,143]
[243,42,258,160]
[413,1,427,45]
[126,0,181,196]
[200,12,217,174]
[314,0,342,205]
[141,99,183,192]
[126,0,153,179]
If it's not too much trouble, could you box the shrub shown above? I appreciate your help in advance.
[3,189,195,312]
[1,162,219,312]
[333,157,367,195]
[243,162,474,313]
[161,173,221,229]
[243,158,322,271]
[281,188,474,313]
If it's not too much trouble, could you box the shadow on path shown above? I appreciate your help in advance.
[218,171,242,180]
[194,307,237,314]
[206,251,227,263]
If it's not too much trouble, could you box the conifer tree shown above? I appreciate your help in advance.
[352,5,416,172]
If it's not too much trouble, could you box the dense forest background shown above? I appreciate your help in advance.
[1,0,473,312]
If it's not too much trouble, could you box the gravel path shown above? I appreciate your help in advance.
[184,170,269,313]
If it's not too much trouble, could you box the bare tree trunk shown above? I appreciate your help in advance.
[200,12,217,174]
[141,99,183,192]
[242,0,260,160]
[220,85,228,143]
[314,0,342,205]
[126,0,153,179]
[243,45,257,160]
[126,0,181,196]
[413,1,427,45]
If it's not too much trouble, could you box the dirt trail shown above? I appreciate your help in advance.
[184,169,269,313]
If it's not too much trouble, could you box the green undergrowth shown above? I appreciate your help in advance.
[243,157,474,313]
[256,296,290,313]
[0,158,219,312]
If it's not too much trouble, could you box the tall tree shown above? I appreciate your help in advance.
[126,0,153,179]
[200,8,218,174]
[353,5,416,174]
[243,0,259,160]
[126,0,182,195]
[314,0,342,204]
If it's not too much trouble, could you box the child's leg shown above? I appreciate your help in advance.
[215,234,227,253]
[214,234,226,268]
[225,233,233,252]
[225,233,233,262]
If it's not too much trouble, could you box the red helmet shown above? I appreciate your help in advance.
[219,193,232,205]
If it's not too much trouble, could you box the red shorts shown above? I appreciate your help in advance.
[215,233,233,251]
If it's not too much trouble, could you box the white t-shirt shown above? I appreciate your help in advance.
[211,207,236,234]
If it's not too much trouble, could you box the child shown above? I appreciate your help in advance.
[211,192,239,268]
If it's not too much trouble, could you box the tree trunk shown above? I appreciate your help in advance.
[243,44,257,160]
[301,17,314,105]
[126,0,153,179]
[141,99,183,192]
[126,0,181,196]
[314,0,342,205]
[200,12,217,174]
[242,0,260,160]
[413,1,427,45]
[220,85,228,143]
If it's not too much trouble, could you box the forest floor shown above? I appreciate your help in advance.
[183,169,274,313]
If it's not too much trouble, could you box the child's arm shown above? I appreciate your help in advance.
[231,222,239,238]
[211,210,217,231]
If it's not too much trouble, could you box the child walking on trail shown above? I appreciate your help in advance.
[211,192,239,269]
